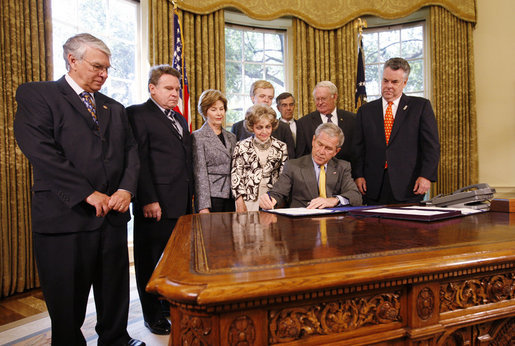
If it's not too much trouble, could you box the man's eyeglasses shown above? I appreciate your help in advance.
[82,59,111,74]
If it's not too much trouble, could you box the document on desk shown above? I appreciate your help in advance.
[264,206,373,217]
[350,207,463,221]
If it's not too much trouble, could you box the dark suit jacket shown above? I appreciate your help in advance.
[352,94,440,201]
[127,99,193,218]
[231,119,296,159]
[14,76,140,234]
[268,155,362,208]
[295,109,356,162]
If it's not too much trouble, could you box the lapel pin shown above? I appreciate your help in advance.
[103,105,108,109]
[403,105,408,110]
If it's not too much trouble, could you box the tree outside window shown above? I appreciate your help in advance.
[225,25,286,128]
[362,22,425,101]
[51,0,140,107]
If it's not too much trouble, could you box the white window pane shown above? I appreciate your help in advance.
[226,94,246,126]
[110,40,136,80]
[379,30,400,61]
[52,0,77,22]
[244,31,264,62]
[365,64,380,96]
[405,59,424,92]
[363,32,378,64]
[264,33,283,63]
[52,21,76,78]
[265,65,284,92]
[401,27,423,59]
[244,63,264,90]
[225,28,243,61]
[78,0,107,36]
[110,0,137,41]
[226,61,243,94]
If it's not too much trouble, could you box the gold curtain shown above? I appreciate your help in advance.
[0,0,52,297]
[178,0,476,29]
[430,6,478,195]
[293,18,358,118]
[149,0,225,130]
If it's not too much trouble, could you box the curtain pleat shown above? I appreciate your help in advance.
[0,0,52,297]
[293,19,357,118]
[430,6,478,195]
[148,0,225,130]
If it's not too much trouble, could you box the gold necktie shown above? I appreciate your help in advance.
[320,219,327,246]
[319,165,326,198]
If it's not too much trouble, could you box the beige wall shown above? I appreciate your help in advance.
[474,0,515,194]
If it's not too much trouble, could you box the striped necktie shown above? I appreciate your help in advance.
[79,91,98,126]
[164,109,183,138]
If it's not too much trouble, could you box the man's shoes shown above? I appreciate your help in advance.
[144,318,171,335]
[127,339,146,346]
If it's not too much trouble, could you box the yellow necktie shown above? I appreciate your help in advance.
[319,165,326,198]
[320,219,327,246]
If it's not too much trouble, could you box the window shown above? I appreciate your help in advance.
[225,25,287,127]
[51,0,141,106]
[362,21,426,101]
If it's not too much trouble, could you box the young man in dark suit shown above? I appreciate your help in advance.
[127,65,193,335]
[352,57,440,204]
[14,33,143,346]
[295,81,356,162]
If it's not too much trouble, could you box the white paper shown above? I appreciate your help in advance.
[265,207,335,216]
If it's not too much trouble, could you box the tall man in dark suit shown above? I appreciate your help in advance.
[127,65,193,335]
[295,81,356,162]
[231,80,296,158]
[352,57,440,204]
[259,123,362,209]
[276,92,297,145]
[14,33,143,346]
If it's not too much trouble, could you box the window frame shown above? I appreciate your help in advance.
[224,10,293,125]
[362,9,431,102]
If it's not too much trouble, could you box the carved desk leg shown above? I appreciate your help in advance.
[407,282,442,345]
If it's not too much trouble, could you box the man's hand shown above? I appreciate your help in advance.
[85,191,111,217]
[413,177,431,195]
[307,197,339,209]
[355,177,367,195]
[199,208,210,214]
[143,202,162,221]
[109,190,132,213]
[258,194,276,210]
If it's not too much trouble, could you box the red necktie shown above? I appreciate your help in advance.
[384,102,394,168]
[384,102,394,144]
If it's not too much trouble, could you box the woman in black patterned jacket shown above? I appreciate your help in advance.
[231,104,288,212]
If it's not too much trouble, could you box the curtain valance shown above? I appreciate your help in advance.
[176,0,476,29]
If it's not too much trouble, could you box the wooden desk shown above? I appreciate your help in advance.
[148,211,515,345]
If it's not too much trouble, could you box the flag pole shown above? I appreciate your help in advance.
[354,18,368,110]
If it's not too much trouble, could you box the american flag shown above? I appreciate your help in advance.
[355,37,367,110]
[172,9,191,130]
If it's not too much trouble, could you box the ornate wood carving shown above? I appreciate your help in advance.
[417,287,435,321]
[180,314,212,345]
[438,318,514,345]
[228,315,256,346]
[269,292,401,343]
[440,273,514,312]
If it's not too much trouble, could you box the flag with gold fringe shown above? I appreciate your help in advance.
[355,37,367,110]
[172,8,191,130]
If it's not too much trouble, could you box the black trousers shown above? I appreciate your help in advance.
[210,197,235,213]
[367,169,424,205]
[133,215,177,323]
[34,222,130,346]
